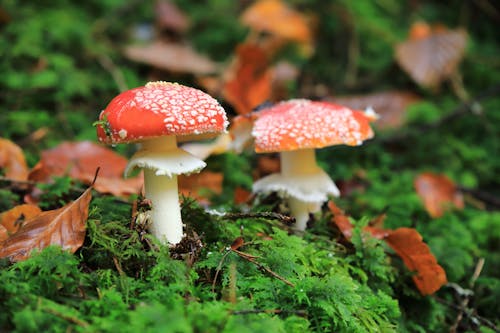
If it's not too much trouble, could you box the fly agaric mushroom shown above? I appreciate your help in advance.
[251,99,375,231]
[96,81,228,244]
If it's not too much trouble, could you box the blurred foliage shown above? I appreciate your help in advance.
[1,0,499,332]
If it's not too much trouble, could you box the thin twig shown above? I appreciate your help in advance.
[434,295,498,332]
[222,212,295,226]
[231,309,307,317]
[43,307,90,328]
[232,249,295,287]
[449,258,487,333]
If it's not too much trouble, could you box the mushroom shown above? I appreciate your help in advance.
[250,99,375,231]
[96,81,228,244]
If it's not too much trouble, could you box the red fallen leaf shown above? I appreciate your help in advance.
[28,141,142,197]
[124,41,217,75]
[385,227,448,296]
[224,43,273,115]
[0,138,29,181]
[234,187,252,205]
[395,21,467,88]
[328,201,446,295]
[241,0,312,44]
[0,204,42,236]
[178,170,223,204]
[328,201,356,240]
[155,0,189,33]
[0,187,91,262]
[414,173,464,218]
[326,91,421,130]
[231,236,245,250]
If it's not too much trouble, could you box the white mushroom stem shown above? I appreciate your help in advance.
[141,136,182,244]
[280,149,324,231]
[143,167,182,244]
[126,136,206,245]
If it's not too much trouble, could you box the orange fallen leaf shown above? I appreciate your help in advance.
[0,204,42,235]
[178,170,223,204]
[234,186,252,205]
[328,201,356,240]
[414,173,464,218]
[327,91,421,130]
[0,138,29,181]
[124,41,217,75]
[241,0,312,44]
[0,187,92,262]
[231,236,245,250]
[224,43,273,115]
[328,201,446,295]
[28,141,143,197]
[395,21,467,88]
[385,227,448,295]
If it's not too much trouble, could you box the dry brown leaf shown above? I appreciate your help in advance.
[179,170,223,204]
[155,0,189,33]
[0,138,29,181]
[124,41,217,74]
[241,0,311,44]
[230,236,245,250]
[234,187,252,205]
[414,173,464,218]
[28,141,143,197]
[395,22,467,88]
[224,43,273,115]
[0,187,91,262]
[327,91,421,130]
[328,201,355,240]
[328,201,446,295]
[0,204,42,235]
[385,227,448,295]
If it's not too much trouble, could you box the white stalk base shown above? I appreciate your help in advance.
[144,168,183,244]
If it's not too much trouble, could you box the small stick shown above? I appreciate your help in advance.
[231,309,307,317]
[222,212,295,226]
[449,258,486,333]
[232,248,295,288]
[43,307,90,328]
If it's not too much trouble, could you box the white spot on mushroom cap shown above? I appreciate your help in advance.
[118,129,128,139]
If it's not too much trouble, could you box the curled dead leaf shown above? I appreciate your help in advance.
[395,22,467,88]
[179,170,223,204]
[28,141,143,197]
[230,236,245,250]
[0,138,29,181]
[224,43,273,115]
[414,172,464,218]
[327,91,421,130]
[328,201,446,295]
[0,187,92,262]
[241,0,312,44]
[385,227,448,295]
[124,41,217,75]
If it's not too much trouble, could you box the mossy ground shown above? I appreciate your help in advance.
[1,1,499,332]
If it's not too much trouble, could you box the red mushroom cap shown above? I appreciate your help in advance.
[252,99,374,153]
[96,81,228,144]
